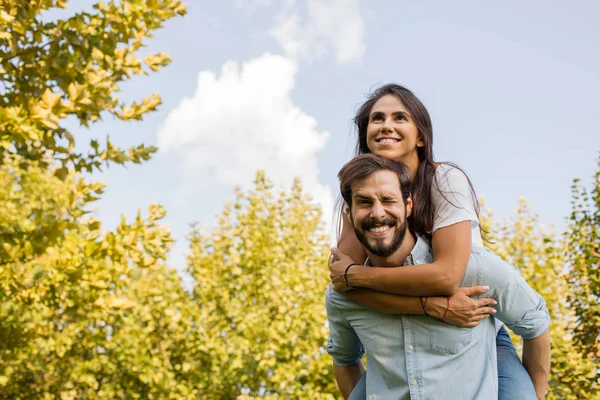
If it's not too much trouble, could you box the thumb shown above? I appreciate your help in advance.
[461,285,489,296]
[330,247,346,258]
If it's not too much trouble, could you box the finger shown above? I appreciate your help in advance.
[465,315,490,327]
[330,248,347,259]
[328,253,336,265]
[475,307,496,316]
[460,285,490,296]
[473,313,491,321]
[476,297,498,307]
[329,260,342,271]
[333,284,347,293]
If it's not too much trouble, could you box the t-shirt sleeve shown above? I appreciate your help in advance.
[431,165,480,233]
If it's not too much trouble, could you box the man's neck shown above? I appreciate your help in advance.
[366,231,417,268]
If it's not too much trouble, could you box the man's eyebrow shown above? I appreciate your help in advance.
[352,194,372,201]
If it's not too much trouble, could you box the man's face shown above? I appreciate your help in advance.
[349,170,411,257]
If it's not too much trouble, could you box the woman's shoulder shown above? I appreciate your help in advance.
[430,162,481,235]
[433,163,470,188]
[434,162,466,176]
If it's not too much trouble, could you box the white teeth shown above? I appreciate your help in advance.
[370,225,390,233]
[380,138,399,144]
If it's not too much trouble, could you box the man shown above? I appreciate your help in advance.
[326,154,550,399]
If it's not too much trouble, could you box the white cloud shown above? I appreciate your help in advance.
[156,53,334,222]
[269,0,366,64]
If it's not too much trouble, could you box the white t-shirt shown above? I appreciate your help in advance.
[430,163,483,247]
[430,164,503,332]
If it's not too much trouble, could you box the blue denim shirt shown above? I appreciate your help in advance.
[326,237,550,400]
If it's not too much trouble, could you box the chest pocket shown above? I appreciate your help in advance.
[428,318,473,355]
[425,249,485,354]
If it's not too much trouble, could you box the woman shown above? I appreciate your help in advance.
[329,84,548,399]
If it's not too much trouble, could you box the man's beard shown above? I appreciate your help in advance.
[352,210,408,257]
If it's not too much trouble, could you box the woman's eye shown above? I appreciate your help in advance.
[396,115,406,121]
[371,115,383,121]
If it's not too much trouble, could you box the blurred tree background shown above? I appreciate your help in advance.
[0,1,598,399]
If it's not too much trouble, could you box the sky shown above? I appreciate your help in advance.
[49,0,600,272]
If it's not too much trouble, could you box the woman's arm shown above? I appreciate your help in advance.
[345,286,496,328]
[330,220,472,296]
[335,210,367,265]
[333,206,494,325]
[334,212,473,315]
[344,289,422,315]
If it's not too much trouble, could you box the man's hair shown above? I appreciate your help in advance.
[338,154,412,208]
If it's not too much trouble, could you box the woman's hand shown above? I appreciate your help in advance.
[329,248,359,292]
[426,286,497,328]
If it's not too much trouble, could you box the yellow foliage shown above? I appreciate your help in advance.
[565,157,600,393]
[1,1,598,398]
[0,155,207,399]
[481,195,599,399]
[0,0,186,171]
[187,173,338,399]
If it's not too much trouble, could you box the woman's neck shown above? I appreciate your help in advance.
[396,152,420,179]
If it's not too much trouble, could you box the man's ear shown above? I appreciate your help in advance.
[406,195,413,217]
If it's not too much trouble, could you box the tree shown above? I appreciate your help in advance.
[0,0,186,173]
[0,155,208,398]
[187,172,338,399]
[565,155,600,395]
[0,1,208,398]
[481,198,598,399]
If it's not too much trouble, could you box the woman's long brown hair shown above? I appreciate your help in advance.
[339,83,486,244]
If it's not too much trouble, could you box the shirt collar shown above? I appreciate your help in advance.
[408,235,431,265]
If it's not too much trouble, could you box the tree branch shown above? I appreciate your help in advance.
[0,40,55,64]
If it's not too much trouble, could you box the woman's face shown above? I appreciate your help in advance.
[366,94,423,162]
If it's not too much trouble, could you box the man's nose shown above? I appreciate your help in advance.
[370,201,386,220]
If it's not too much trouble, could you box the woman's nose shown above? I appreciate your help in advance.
[381,117,393,131]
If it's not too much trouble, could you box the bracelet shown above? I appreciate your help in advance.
[344,263,358,289]
[441,297,450,322]
[420,297,430,317]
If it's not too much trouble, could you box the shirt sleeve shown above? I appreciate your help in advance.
[431,165,479,233]
[325,286,365,366]
[477,249,550,339]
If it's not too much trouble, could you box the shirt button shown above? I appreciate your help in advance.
[408,345,413,351]
[411,379,417,385]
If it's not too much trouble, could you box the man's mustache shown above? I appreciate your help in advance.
[361,216,398,231]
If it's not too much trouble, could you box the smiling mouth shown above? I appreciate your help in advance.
[368,225,391,236]
[376,138,400,144]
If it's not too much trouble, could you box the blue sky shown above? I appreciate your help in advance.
[53,0,600,271]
